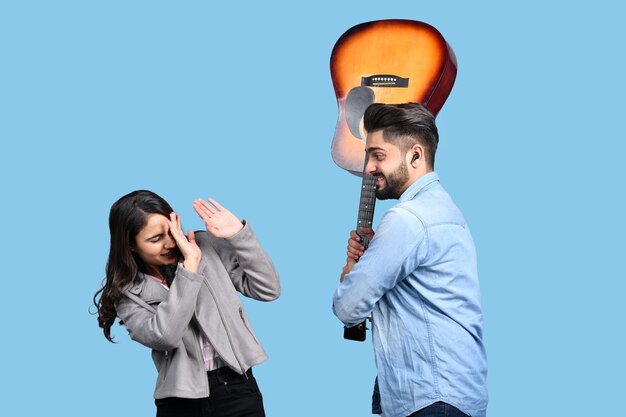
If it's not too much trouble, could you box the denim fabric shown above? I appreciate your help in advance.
[408,402,469,417]
[155,368,265,417]
[372,377,382,414]
[333,172,488,417]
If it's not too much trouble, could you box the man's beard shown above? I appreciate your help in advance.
[374,160,409,200]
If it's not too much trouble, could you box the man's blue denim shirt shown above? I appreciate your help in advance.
[333,172,488,417]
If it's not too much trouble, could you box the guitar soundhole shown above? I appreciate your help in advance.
[361,74,409,87]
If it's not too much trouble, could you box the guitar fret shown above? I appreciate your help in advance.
[356,171,377,249]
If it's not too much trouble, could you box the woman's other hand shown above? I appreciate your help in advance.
[168,212,201,273]
[193,198,244,239]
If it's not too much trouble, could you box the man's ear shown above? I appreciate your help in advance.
[409,144,424,167]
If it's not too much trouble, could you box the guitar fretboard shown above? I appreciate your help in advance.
[356,172,377,249]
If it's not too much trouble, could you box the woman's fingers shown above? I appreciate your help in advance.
[200,199,217,214]
[207,198,223,211]
[168,212,185,242]
[193,197,242,238]
[168,212,179,234]
[193,199,216,222]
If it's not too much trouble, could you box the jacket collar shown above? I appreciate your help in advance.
[128,271,169,303]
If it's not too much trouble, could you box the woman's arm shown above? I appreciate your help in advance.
[194,198,280,301]
[217,222,280,301]
[116,266,204,351]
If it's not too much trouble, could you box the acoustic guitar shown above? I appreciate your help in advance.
[330,19,457,341]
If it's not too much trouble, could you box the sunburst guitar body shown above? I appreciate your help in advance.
[330,19,458,175]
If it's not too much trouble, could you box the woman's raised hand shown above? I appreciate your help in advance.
[193,198,243,239]
[168,212,201,273]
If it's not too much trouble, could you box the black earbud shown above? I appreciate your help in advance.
[411,153,420,163]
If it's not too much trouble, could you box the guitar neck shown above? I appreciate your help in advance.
[356,172,377,249]
[343,164,377,342]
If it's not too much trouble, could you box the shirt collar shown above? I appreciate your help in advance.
[398,171,440,203]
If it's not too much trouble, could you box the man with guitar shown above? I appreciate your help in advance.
[332,103,488,417]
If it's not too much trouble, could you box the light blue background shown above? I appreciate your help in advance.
[1,1,624,416]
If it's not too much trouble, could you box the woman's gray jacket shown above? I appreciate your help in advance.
[116,222,280,399]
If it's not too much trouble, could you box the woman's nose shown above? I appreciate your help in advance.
[164,234,176,248]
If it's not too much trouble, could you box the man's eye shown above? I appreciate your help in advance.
[375,154,384,160]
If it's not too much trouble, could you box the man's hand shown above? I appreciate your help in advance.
[347,227,375,261]
[340,258,356,282]
[341,227,374,282]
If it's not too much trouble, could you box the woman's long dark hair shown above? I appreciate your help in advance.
[93,190,180,342]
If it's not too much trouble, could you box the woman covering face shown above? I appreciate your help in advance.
[94,190,280,417]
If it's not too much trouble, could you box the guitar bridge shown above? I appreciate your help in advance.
[361,74,409,87]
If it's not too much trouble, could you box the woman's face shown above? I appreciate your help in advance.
[133,213,178,273]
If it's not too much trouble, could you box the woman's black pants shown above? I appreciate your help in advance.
[155,367,265,417]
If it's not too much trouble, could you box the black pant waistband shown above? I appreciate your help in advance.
[207,366,253,386]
